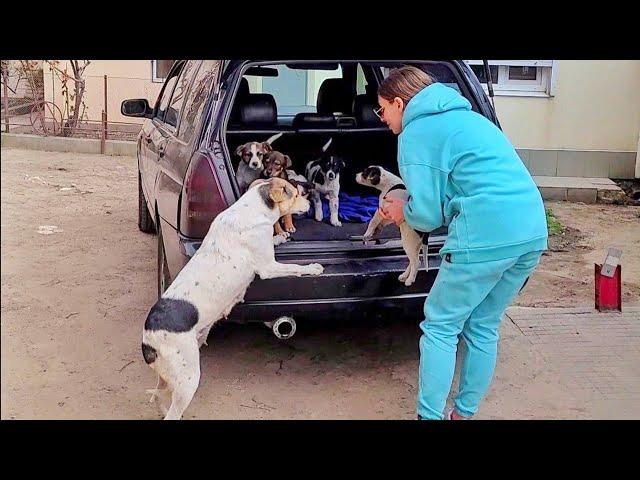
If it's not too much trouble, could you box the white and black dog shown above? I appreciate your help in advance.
[234,132,283,194]
[356,165,426,286]
[141,177,323,420]
[305,138,345,227]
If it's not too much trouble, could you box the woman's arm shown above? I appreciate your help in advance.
[397,137,448,233]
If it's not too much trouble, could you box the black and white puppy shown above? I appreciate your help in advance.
[356,165,425,286]
[234,132,283,194]
[305,138,345,227]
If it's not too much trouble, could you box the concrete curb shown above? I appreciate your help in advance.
[1,133,136,157]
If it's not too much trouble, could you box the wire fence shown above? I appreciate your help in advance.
[1,60,156,145]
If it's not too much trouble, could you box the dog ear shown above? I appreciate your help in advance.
[268,179,293,203]
[284,155,292,169]
[235,145,245,157]
[262,142,273,153]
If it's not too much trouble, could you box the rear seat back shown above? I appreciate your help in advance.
[235,93,278,128]
[354,94,383,128]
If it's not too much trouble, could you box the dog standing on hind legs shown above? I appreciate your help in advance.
[141,177,323,420]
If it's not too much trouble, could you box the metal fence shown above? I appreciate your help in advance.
[1,60,148,146]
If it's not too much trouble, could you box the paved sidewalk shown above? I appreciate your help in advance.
[500,306,640,419]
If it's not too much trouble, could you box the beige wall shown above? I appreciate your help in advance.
[494,60,640,152]
[44,60,163,124]
[43,60,640,162]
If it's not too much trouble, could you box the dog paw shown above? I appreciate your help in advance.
[331,219,342,227]
[363,232,374,242]
[286,225,297,233]
[404,278,415,287]
[398,271,409,282]
[273,234,290,246]
[305,263,324,276]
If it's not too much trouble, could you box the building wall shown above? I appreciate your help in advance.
[43,60,164,125]
[43,60,640,177]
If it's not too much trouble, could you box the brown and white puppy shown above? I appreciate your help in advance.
[356,165,425,286]
[141,177,323,420]
[261,149,297,235]
[234,132,283,194]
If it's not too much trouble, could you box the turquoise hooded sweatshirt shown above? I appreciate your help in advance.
[399,83,548,263]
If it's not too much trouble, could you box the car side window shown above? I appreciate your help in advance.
[164,60,201,129]
[155,62,184,122]
[177,60,221,143]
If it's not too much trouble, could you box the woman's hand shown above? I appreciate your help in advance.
[380,196,406,226]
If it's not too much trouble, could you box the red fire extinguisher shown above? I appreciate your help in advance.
[595,247,622,312]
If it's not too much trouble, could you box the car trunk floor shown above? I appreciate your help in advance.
[286,217,400,242]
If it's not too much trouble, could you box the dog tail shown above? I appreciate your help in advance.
[141,342,157,364]
[265,132,283,145]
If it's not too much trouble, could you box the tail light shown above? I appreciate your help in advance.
[180,151,227,238]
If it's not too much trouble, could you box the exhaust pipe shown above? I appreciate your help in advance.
[264,316,297,340]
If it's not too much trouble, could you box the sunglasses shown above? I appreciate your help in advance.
[373,106,385,120]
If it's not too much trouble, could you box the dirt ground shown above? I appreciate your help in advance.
[516,201,640,308]
[1,147,639,420]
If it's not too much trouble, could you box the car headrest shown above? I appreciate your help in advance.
[237,77,250,99]
[239,93,277,126]
[229,78,251,124]
[354,94,382,127]
[317,78,353,115]
[292,113,337,130]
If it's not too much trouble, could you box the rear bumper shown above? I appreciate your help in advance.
[178,234,443,324]
[228,292,430,323]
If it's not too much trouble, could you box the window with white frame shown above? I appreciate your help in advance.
[152,60,175,83]
[465,60,556,97]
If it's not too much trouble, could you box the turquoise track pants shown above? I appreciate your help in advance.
[417,250,543,419]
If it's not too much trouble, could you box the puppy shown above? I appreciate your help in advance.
[141,177,324,420]
[234,132,283,194]
[261,150,297,235]
[356,165,425,286]
[305,138,345,227]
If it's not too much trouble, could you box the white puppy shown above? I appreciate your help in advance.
[141,177,323,420]
[356,165,425,286]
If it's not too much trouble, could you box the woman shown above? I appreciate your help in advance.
[377,66,548,420]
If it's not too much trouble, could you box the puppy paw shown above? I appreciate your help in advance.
[398,270,410,282]
[305,263,324,276]
[286,225,297,233]
[363,231,374,242]
[404,277,416,287]
[330,219,342,227]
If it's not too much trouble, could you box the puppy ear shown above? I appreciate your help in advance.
[284,155,292,169]
[262,142,273,152]
[235,145,244,157]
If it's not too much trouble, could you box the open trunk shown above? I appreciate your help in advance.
[220,60,461,255]
[226,130,402,244]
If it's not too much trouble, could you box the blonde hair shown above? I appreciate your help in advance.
[378,66,435,105]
